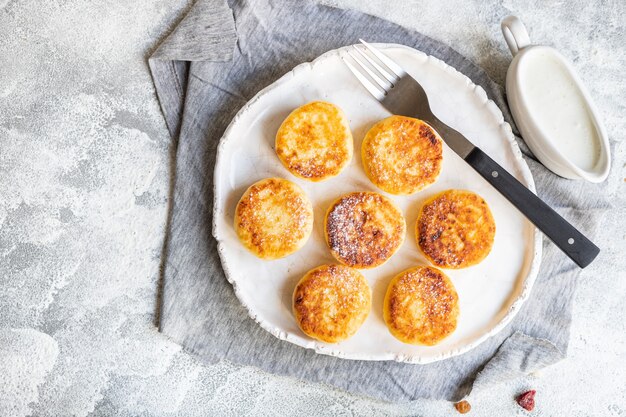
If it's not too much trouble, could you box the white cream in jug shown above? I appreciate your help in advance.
[520,49,600,171]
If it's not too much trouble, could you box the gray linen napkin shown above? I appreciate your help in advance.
[148,0,607,402]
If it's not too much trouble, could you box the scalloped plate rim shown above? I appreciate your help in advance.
[212,44,542,364]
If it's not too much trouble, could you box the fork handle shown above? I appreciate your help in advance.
[465,147,600,268]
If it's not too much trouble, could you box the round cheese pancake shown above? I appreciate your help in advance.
[362,115,443,195]
[275,101,353,181]
[293,264,371,343]
[384,266,459,345]
[234,177,313,260]
[325,192,405,269]
[417,189,496,269]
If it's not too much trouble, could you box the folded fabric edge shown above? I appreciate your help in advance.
[150,0,237,62]
[148,60,188,138]
[459,331,566,401]
[147,0,238,137]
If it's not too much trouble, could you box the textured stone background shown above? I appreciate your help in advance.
[0,0,624,416]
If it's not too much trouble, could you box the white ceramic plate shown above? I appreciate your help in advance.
[213,44,542,364]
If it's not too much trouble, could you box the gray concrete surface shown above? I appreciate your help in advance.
[0,0,624,415]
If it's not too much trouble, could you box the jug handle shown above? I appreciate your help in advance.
[501,16,531,56]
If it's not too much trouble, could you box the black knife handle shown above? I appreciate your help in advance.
[465,147,600,268]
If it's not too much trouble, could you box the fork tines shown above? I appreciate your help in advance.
[343,40,405,100]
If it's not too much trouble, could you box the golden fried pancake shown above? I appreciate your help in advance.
[362,115,443,195]
[293,264,371,343]
[416,189,496,269]
[384,266,459,345]
[325,192,405,269]
[275,101,353,181]
[234,177,313,259]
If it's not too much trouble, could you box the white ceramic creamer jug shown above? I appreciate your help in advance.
[501,16,610,182]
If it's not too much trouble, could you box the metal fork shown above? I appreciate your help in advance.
[344,40,599,268]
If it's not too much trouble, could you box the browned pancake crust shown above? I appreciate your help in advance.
[234,177,313,259]
[384,266,459,345]
[325,192,406,269]
[275,101,353,181]
[417,189,495,269]
[293,264,371,343]
[362,115,443,195]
